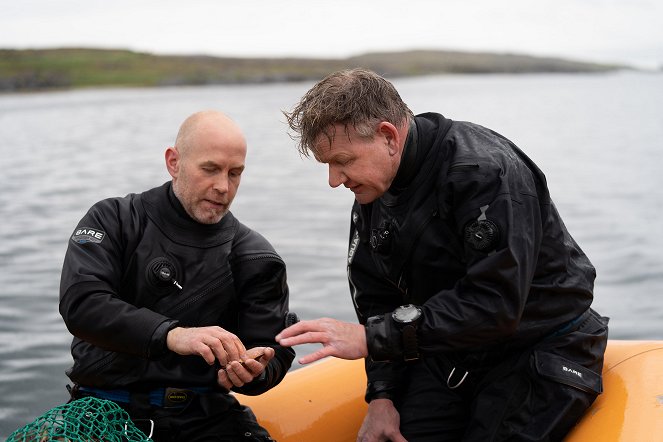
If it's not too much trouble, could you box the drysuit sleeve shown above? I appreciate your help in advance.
[228,229,295,395]
[59,197,177,359]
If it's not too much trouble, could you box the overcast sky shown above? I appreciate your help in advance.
[3,0,662,69]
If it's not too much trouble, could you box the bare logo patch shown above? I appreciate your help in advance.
[71,227,106,244]
[348,230,360,264]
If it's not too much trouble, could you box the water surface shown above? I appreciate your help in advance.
[1,71,662,437]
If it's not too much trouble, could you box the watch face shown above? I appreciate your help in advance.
[393,304,421,323]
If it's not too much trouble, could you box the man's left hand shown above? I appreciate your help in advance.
[217,346,274,389]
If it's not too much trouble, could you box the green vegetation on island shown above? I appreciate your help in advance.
[0,47,629,92]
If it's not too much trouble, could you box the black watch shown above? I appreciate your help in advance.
[392,304,422,361]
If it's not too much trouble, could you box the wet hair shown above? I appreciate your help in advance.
[284,68,414,158]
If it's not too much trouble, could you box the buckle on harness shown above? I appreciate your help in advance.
[128,419,154,439]
[447,367,469,389]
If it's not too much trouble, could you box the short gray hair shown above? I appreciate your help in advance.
[284,68,413,157]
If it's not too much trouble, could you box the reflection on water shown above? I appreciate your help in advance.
[1,72,662,437]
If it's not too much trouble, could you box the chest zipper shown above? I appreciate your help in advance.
[392,208,439,302]
[164,270,233,316]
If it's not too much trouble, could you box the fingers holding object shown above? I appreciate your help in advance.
[207,330,246,365]
[217,361,256,389]
[168,326,249,366]
[216,346,273,389]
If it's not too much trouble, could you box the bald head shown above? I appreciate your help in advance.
[166,110,247,224]
[174,110,246,159]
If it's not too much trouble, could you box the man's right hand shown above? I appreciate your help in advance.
[357,399,407,442]
[275,317,368,364]
[166,326,246,366]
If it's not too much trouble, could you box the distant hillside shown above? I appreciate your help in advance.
[0,48,629,92]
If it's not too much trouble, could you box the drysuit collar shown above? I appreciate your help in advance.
[388,119,419,194]
[167,183,192,220]
[140,182,237,247]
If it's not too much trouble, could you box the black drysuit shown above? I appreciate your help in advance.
[59,182,294,441]
[350,113,608,441]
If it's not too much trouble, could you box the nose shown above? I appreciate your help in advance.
[213,173,229,193]
[328,164,345,188]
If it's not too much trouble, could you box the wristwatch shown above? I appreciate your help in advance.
[392,304,422,361]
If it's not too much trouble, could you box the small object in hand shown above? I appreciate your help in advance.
[241,352,264,367]
[217,351,265,370]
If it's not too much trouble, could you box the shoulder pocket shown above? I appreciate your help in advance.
[533,350,602,395]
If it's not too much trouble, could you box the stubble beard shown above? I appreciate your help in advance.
[173,183,228,225]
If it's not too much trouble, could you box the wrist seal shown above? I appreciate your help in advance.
[365,380,396,403]
[365,304,423,362]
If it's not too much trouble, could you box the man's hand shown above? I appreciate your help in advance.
[166,326,246,366]
[358,399,407,442]
[275,318,368,364]
[218,346,275,390]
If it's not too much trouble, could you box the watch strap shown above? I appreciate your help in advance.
[401,324,419,361]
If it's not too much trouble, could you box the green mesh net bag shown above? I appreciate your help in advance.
[7,396,152,441]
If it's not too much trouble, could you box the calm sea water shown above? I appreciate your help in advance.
[1,71,662,437]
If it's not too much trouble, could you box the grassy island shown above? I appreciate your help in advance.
[0,48,629,92]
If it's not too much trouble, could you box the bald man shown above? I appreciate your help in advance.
[60,110,294,441]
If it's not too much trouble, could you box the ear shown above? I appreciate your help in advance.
[377,122,401,156]
[165,147,179,178]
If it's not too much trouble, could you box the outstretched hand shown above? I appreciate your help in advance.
[275,318,368,364]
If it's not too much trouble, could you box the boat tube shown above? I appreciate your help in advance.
[237,340,663,441]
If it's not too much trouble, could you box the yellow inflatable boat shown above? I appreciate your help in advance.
[237,340,663,441]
